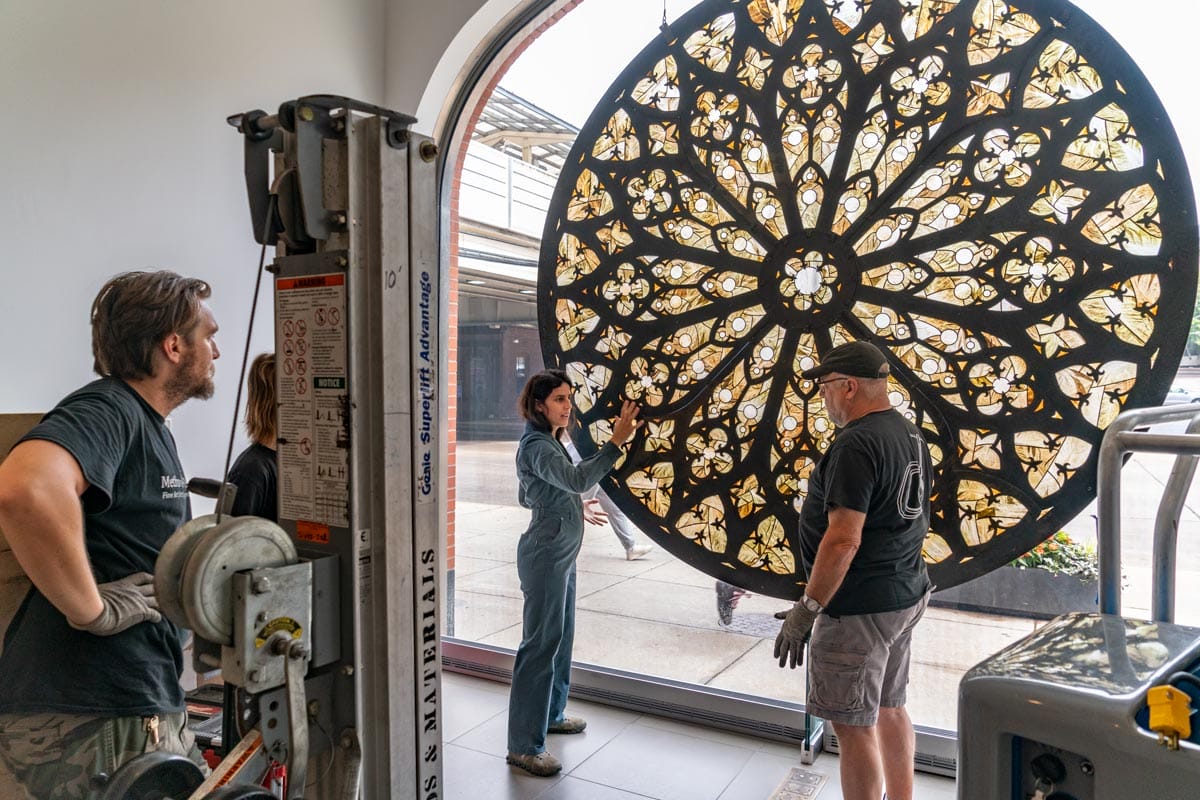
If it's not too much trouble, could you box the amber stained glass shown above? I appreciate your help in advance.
[539,0,1198,596]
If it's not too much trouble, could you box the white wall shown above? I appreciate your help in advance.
[0,0,387,480]
[0,0,545,482]
[386,0,511,130]
[396,0,556,140]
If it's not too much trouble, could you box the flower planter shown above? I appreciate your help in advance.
[930,565,1098,620]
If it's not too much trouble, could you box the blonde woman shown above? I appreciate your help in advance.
[229,352,277,520]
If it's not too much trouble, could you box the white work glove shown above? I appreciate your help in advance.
[69,572,162,636]
[773,601,818,669]
[583,498,609,526]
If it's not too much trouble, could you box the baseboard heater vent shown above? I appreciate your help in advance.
[824,729,958,778]
[569,681,816,743]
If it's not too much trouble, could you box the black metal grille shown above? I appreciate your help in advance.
[538,0,1198,596]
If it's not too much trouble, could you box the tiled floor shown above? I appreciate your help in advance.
[442,670,957,800]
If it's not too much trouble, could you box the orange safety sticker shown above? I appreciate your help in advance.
[296,519,330,544]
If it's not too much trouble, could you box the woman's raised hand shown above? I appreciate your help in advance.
[610,400,642,447]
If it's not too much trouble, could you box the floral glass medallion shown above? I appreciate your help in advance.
[538,0,1198,597]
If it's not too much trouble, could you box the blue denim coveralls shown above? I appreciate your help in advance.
[507,423,621,756]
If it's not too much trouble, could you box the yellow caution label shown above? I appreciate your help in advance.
[255,617,304,649]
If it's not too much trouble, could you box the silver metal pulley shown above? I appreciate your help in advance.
[155,515,299,644]
[154,512,314,798]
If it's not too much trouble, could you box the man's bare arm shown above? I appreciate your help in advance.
[0,440,104,626]
[804,505,866,607]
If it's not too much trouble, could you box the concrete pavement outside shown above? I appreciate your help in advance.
[450,396,1200,733]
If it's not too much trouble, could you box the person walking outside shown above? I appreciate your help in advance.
[773,341,933,800]
[563,438,653,561]
[506,369,640,777]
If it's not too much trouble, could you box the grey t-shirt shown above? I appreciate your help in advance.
[799,408,932,616]
[0,378,190,715]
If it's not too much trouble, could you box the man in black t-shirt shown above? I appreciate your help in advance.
[0,271,219,799]
[773,341,932,800]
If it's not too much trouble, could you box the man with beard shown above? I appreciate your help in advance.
[0,271,218,798]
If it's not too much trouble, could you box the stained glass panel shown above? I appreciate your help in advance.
[538,0,1198,596]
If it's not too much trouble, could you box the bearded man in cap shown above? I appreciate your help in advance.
[773,340,933,800]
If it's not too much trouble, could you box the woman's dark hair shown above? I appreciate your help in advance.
[91,270,212,380]
[517,369,571,431]
[244,352,276,443]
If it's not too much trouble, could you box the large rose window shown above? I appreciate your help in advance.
[538,0,1198,596]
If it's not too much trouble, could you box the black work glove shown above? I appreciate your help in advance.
[773,601,818,669]
[69,572,162,635]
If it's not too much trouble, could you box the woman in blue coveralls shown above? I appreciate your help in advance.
[506,369,641,777]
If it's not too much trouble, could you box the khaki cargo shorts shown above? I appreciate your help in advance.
[806,591,930,727]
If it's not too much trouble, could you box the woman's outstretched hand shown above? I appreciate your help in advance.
[610,400,642,447]
[583,498,609,526]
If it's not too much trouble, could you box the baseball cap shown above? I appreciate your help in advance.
[801,341,890,380]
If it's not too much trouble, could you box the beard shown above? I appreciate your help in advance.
[165,349,215,405]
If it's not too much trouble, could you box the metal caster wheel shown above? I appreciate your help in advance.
[202,784,279,799]
[96,751,204,800]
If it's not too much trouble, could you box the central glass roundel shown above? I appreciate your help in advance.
[537,0,1198,598]
[781,251,839,310]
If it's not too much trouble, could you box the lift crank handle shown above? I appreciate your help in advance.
[269,633,311,799]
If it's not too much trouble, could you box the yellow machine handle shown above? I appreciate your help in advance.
[1147,685,1193,749]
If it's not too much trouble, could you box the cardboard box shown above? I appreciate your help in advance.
[0,414,43,647]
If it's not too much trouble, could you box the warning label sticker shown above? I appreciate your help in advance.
[276,273,349,528]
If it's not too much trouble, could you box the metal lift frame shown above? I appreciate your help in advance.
[230,97,444,799]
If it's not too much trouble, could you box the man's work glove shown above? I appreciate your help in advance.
[773,600,818,669]
[69,572,161,636]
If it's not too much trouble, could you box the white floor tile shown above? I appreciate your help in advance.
[443,672,959,800]
[532,776,658,800]
[442,674,510,742]
[717,750,828,800]
[571,722,755,800]
[445,743,562,800]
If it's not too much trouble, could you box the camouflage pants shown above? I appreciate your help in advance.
[0,711,205,800]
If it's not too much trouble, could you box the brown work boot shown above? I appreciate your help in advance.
[547,715,587,734]
[506,750,563,777]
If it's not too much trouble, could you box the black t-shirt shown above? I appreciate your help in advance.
[229,442,277,521]
[799,408,933,616]
[0,378,190,715]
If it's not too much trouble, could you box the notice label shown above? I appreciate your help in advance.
[276,273,349,527]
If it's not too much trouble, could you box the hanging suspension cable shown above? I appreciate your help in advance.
[216,193,278,523]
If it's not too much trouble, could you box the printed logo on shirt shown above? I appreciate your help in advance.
[161,474,188,500]
[896,434,926,521]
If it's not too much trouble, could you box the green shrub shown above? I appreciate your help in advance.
[1010,531,1098,580]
